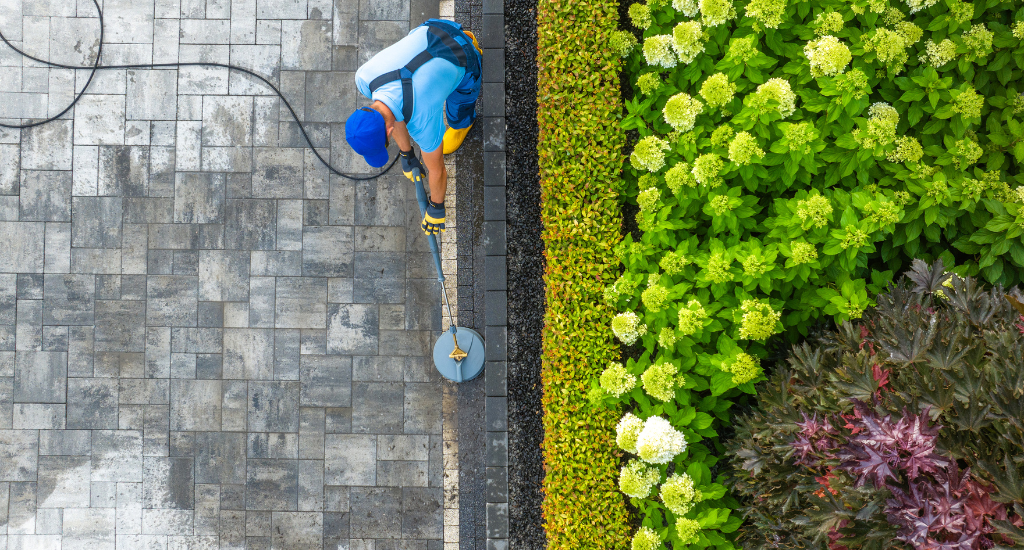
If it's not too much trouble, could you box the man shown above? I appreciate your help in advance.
[344,19,482,236]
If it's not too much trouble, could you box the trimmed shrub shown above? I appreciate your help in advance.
[537,0,632,546]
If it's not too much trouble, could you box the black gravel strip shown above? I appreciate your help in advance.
[504,0,545,545]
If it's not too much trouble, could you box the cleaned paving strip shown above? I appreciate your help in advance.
[0,0,458,547]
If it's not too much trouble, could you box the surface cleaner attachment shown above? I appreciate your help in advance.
[411,167,485,383]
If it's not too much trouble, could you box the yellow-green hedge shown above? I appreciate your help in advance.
[537,0,631,546]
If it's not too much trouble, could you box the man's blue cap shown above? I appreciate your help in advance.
[345,107,389,168]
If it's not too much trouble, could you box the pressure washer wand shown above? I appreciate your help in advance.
[410,168,466,362]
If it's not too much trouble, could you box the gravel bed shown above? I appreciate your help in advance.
[505,0,546,545]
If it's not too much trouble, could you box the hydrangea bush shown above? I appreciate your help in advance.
[596,0,1024,547]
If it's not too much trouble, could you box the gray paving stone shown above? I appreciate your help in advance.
[404,279,440,331]
[0,222,45,273]
[0,144,21,196]
[376,329,432,357]
[403,382,441,434]
[359,0,410,20]
[143,456,195,509]
[42,274,95,326]
[246,459,299,510]
[252,148,304,199]
[194,432,246,485]
[74,95,126,146]
[126,70,179,121]
[275,329,302,380]
[274,277,328,329]
[250,276,277,328]
[326,303,378,354]
[91,430,143,482]
[251,251,302,276]
[67,378,118,429]
[357,21,409,65]
[4,0,456,540]
[0,430,39,481]
[305,72,359,123]
[355,177,406,226]
[119,379,169,406]
[104,0,155,43]
[147,275,199,327]
[486,502,509,539]
[36,454,90,509]
[203,96,254,148]
[278,200,303,250]
[98,146,148,198]
[21,121,72,171]
[378,435,429,461]
[225,199,276,250]
[223,328,274,380]
[282,20,333,71]
[402,487,442,538]
[486,466,507,503]
[170,380,222,431]
[19,171,71,222]
[352,356,404,382]
[304,226,354,277]
[198,250,250,302]
[257,0,309,19]
[70,197,122,249]
[248,381,301,432]
[377,460,427,487]
[324,434,375,486]
[39,429,91,455]
[13,352,66,404]
[272,511,324,549]
[298,355,351,411]
[350,487,401,538]
[175,173,226,224]
[94,300,147,352]
[299,408,326,460]
[351,382,403,434]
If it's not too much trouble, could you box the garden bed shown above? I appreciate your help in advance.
[593,0,1024,547]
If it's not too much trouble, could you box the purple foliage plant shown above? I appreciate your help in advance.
[791,405,1010,550]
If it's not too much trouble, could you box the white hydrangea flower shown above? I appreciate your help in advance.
[803,36,851,77]
[672,21,705,64]
[663,92,704,132]
[636,416,687,464]
[643,35,677,69]
[919,39,956,67]
[616,412,644,453]
[619,459,661,498]
[749,78,796,118]
[699,0,735,26]
[673,0,699,16]
[902,0,937,13]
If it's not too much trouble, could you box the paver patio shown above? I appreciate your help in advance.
[0,0,452,547]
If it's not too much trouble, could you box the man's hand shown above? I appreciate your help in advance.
[401,149,425,182]
[422,198,445,235]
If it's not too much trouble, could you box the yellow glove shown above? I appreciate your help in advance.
[401,149,425,182]
[422,199,446,235]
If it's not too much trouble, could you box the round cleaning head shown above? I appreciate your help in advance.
[433,327,485,383]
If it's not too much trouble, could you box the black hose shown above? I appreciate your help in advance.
[0,0,399,181]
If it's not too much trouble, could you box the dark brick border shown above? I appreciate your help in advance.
[480,2,509,548]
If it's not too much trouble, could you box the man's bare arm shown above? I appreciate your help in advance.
[392,120,414,152]
[421,145,447,204]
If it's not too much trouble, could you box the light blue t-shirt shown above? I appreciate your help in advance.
[355,26,466,153]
